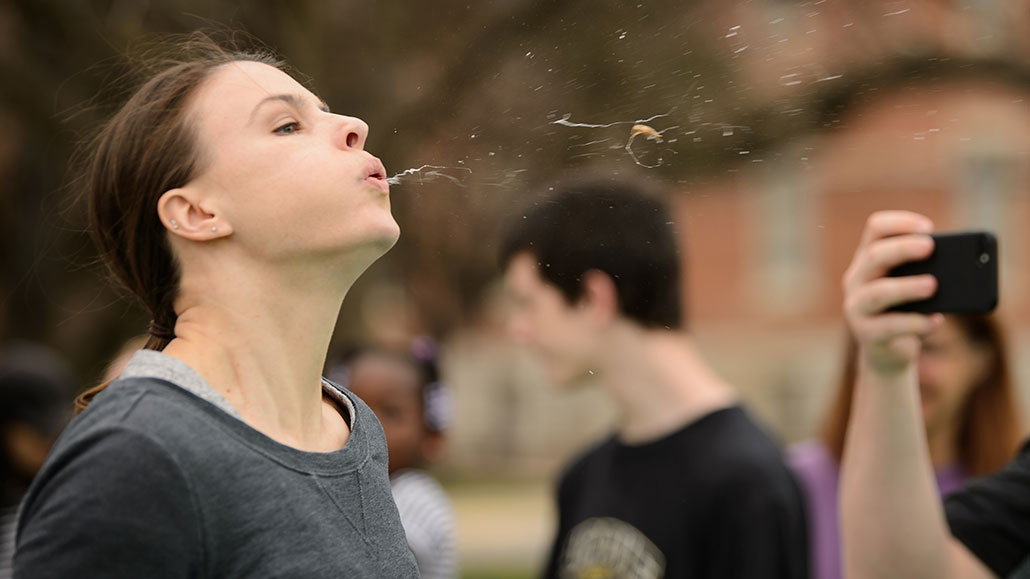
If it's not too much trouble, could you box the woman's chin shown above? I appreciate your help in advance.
[344,227,401,263]
[370,221,401,252]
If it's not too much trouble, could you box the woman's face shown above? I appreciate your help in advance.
[917,317,992,434]
[184,61,399,266]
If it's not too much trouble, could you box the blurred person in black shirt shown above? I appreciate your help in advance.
[0,343,75,579]
[499,174,808,579]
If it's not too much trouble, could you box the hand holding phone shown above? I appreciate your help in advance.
[886,231,998,314]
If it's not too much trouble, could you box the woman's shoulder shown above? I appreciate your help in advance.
[53,376,232,466]
[15,380,207,577]
[21,382,203,522]
[85,375,227,430]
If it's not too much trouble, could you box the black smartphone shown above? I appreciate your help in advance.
[886,231,998,314]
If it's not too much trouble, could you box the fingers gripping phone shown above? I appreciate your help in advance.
[887,231,998,314]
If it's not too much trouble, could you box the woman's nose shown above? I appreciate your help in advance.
[334,115,369,150]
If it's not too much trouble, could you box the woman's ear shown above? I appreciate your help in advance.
[157,186,232,240]
[580,269,619,325]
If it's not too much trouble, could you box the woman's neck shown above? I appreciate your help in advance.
[162,261,349,451]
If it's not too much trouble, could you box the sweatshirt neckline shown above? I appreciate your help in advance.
[116,350,367,475]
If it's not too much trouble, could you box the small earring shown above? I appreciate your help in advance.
[170,220,179,230]
[210,226,218,233]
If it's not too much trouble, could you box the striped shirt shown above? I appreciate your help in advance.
[391,469,458,579]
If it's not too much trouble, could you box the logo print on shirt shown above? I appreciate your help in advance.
[560,517,665,579]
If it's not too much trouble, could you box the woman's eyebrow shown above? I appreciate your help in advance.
[248,93,331,124]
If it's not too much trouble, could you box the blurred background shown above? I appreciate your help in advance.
[0,0,1028,576]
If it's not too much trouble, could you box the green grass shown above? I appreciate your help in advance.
[460,566,534,579]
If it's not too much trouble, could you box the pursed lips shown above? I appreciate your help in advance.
[364,157,389,193]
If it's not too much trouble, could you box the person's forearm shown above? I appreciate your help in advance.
[840,359,954,579]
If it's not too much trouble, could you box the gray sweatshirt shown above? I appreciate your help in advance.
[14,350,419,578]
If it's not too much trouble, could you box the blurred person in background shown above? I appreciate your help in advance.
[328,337,458,579]
[500,175,808,579]
[98,335,149,384]
[789,315,1022,579]
[13,35,420,577]
[841,211,1030,579]
[0,343,75,579]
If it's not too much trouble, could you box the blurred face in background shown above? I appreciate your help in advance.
[345,353,425,474]
[2,422,57,482]
[917,316,992,436]
[504,253,600,387]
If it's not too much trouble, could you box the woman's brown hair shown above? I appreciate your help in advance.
[74,36,282,412]
[821,314,1024,477]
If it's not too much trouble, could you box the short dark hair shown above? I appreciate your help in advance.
[500,175,685,329]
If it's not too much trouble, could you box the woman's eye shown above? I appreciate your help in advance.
[273,122,300,135]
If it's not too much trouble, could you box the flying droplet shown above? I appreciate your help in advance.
[629,124,663,143]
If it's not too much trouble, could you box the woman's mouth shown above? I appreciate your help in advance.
[366,158,389,194]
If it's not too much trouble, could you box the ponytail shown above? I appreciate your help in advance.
[74,313,177,414]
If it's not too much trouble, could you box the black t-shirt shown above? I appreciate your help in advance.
[543,405,808,579]
[946,440,1030,577]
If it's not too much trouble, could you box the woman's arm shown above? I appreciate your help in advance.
[841,361,994,578]
[839,211,994,579]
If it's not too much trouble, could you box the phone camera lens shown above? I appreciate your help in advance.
[980,253,990,264]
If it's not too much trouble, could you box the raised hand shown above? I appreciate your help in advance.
[841,211,944,376]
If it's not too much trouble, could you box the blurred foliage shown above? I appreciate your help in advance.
[0,0,734,380]
[0,0,1027,381]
